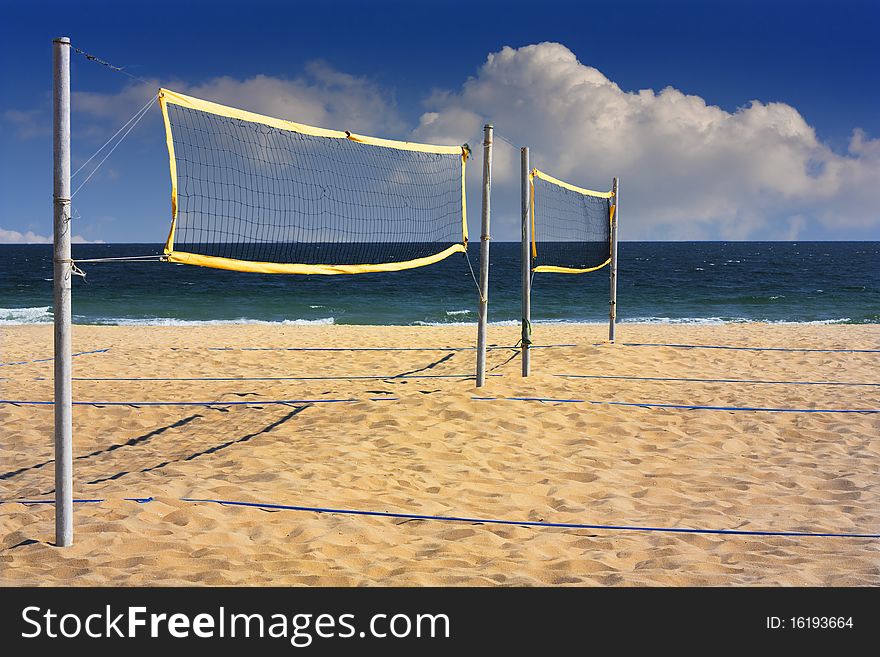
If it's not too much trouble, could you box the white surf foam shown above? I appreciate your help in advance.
[0,306,53,324]
[85,316,336,327]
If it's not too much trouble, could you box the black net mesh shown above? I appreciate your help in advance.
[532,174,611,272]
[166,103,464,266]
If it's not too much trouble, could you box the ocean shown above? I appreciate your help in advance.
[1,242,878,326]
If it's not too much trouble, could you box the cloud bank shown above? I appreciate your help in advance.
[72,60,406,139]
[413,43,880,240]
[0,227,103,244]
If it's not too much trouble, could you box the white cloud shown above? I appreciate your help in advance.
[2,109,49,139]
[413,42,880,240]
[0,227,104,244]
[72,60,406,139]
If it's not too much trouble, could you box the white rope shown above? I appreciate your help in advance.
[54,259,88,280]
[72,94,157,179]
[463,250,486,304]
[71,96,156,198]
[74,255,166,263]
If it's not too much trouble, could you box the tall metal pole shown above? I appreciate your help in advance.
[53,36,73,547]
[520,147,531,376]
[608,177,619,342]
[475,124,493,387]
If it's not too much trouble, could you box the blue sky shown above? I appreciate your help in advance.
[1,0,878,242]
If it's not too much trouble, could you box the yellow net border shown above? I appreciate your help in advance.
[158,88,469,275]
[529,168,615,274]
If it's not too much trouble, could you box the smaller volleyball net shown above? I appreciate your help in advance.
[158,88,469,275]
[529,168,614,274]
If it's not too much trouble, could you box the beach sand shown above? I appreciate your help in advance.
[1,322,878,586]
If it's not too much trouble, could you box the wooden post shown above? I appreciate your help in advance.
[521,147,531,376]
[475,124,493,387]
[53,36,73,547]
[609,177,619,342]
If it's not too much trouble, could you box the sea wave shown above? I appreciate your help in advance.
[1,306,868,327]
[0,306,53,324]
[767,318,852,325]
[621,316,854,325]
[83,317,336,326]
[408,319,607,327]
[411,319,521,327]
[622,316,733,325]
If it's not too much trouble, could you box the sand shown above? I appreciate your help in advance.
[1,322,878,586]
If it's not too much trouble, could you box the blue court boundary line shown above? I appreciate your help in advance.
[0,348,110,367]
[2,397,878,413]
[3,497,876,539]
[9,372,873,390]
[202,344,575,352]
[472,397,880,413]
[607,342,880,354]
[30,374,502,382]
[0,398,396,407]
[6,373,872,386]
[557,374,880,387]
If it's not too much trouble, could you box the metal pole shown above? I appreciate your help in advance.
[475,124,493,387]
[609,177,619,342]
[53,36,73,547]
[520,147,531,376]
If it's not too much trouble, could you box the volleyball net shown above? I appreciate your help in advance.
[529,168,614,274]
[158,89,469,275]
